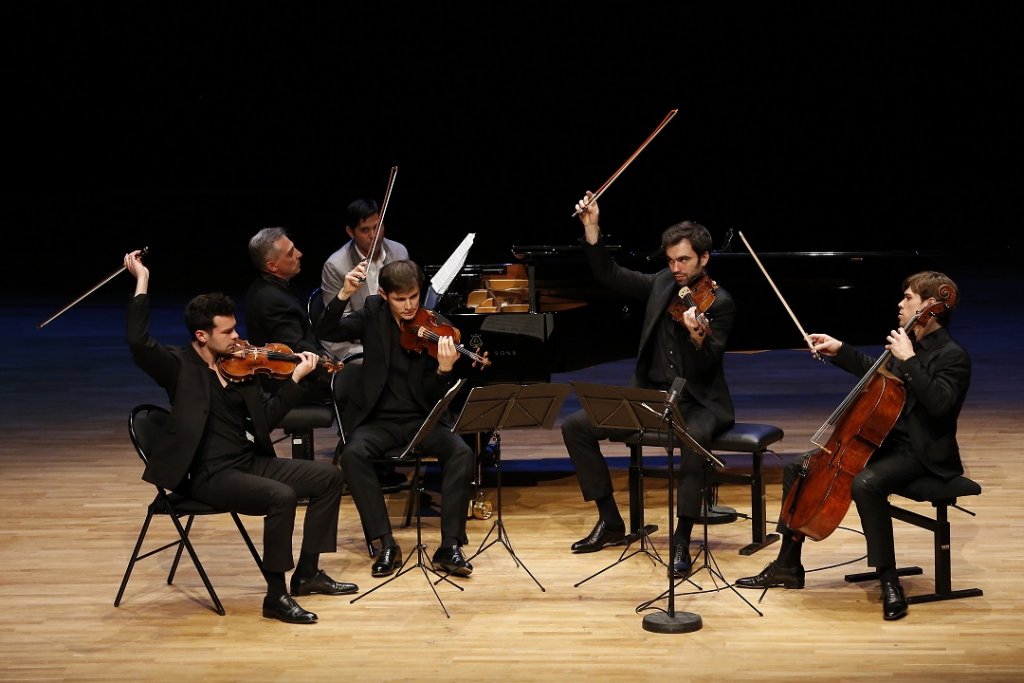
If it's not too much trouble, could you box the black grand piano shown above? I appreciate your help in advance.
[427,243,942,385]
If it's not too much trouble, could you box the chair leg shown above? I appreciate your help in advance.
[229,513,264,571]
[114,510,156,607]
[167,515,196,585]
[164,511,226,615]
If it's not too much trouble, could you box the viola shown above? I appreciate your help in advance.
[399,308,491,369]
[216,340,343,383]
[779,284,957,541]
[667,271,718,337]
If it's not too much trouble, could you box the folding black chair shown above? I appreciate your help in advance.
[114,404,264,615]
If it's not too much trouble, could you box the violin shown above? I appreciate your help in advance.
[399,308,491,369]
[216,340,343,383]
[667,271,718,337]
[780,285,957,541]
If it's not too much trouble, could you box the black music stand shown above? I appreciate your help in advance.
[634,404,763,621]
[350,379,467,617]
[454,382,571,592]
[569,382,718,591]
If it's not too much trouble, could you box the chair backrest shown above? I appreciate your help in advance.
[308,287,326,330]
[129,404,170,467]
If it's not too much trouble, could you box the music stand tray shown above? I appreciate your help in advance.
[453,382,571,591]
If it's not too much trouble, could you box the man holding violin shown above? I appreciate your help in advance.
[735,271,970,621]
[561,192,736,577]
[124,250,358,624]
[316,259,476,578]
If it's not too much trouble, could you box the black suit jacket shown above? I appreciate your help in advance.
[127,294,306,490]
[584,238,736,429]
[244,273,320,353]
[316,294,459,437]
[831,326,970,481]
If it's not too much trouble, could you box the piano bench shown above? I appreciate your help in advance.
[626,422,784,556]
[709,422,784,555]
[844,475,983,604]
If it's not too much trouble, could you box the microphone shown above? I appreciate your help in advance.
[661,377,686,421]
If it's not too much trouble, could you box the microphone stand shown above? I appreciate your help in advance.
[641,396,702,634]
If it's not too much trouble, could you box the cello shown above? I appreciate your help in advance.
[779,284,957,541]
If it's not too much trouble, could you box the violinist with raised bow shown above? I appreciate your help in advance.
[735,271,970,622]
[561,192,737,578]
[316,259,476,579]
[124,250,358,624]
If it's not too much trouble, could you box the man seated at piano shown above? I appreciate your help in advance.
[316,259,477,578]
[561,191,736,577]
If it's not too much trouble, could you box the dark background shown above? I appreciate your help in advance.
[5,4,1021,302]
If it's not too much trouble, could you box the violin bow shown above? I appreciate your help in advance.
[37,246,150,329]
[572,108,678,217]
[357,165,398,284]
[737,232,823,361]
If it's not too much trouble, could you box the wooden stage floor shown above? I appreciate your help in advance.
[2,270,1022,682]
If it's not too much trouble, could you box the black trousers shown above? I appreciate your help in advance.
[560,404,719,520]
[339,420,475,546]
[776,445,931,569]
[189,456,344,573]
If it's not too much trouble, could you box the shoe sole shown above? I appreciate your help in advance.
[734,581,805,589]
[435,563,472,577]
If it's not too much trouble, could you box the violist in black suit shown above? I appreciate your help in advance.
[316,259,476,579]
[124,250,357,625]
[735,271,970,621]
[561,192,736,577]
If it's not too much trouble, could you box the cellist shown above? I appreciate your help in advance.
[736,271,971,621]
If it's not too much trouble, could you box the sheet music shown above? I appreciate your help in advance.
[429,233,475,297]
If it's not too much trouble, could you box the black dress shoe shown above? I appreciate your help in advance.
[570,520,627,554]
[290,569,358,596]
[371,544,403,577]
[432,545,473,577]
[671,540,692,577]
[262,593,317,624]
[734,561,806,589]
[882,579,908,620]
